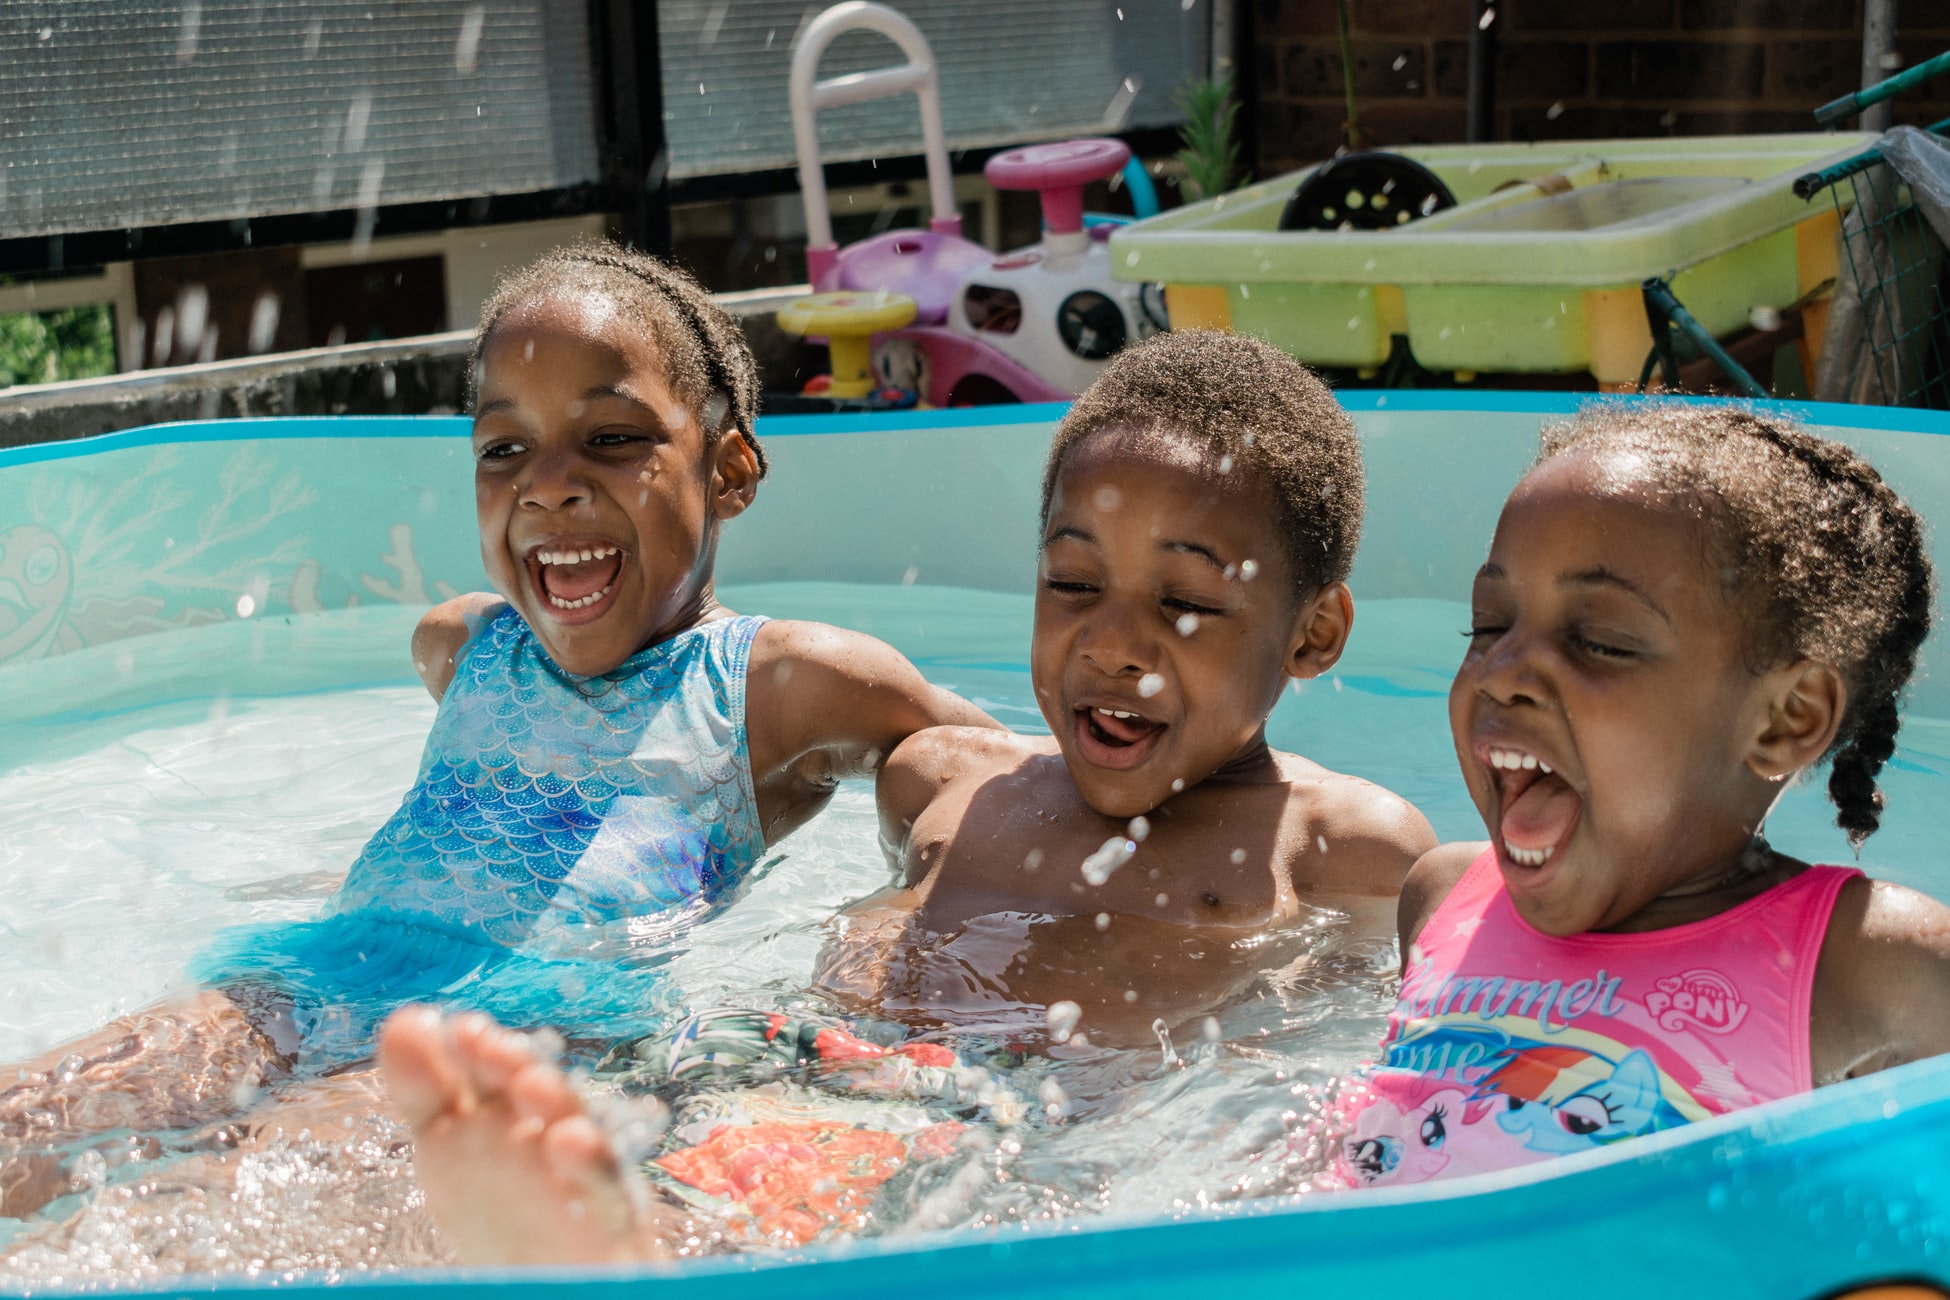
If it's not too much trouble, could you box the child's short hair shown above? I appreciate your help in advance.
[470,241,766,476]
[1541,404,1935,845]
[1039,330,1364,593]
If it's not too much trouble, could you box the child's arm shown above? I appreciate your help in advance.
[745,621,1002,843]
[1813,877,1950,1084]
[1395,841,1486,975]
[410,594,509,701]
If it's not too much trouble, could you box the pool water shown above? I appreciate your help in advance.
[4,581,1949,1279]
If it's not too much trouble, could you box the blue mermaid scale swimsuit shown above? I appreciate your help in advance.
[195,609,769,1068]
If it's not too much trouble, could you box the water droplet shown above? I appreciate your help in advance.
[1138,673,1164,698]
[1047,1001,1082,1042]
[1240,558,1259,581]
[1127,815,1150,842]
[1170,778,1185,792]
[1123,989,1138,1002]
[247,291,281,353]
[1094,486,1121,511]
[1218,453,1234,473]
[1176,613,1199,637]
[1095,912,1111,930]
[1022,848,1044,872]
[1154,892,1169,906]
[1201,1016,1222,1042]
[176,2,201,62]
[235,592,257,619]
[1546,100,1565,121]
[1478,5,1496,28]
[1081,835,1137,885]
[1230,847,1246,864]
[455,5,485,72]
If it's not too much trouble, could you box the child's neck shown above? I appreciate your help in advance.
[635,586,732,655]
[1600,837,1803,933]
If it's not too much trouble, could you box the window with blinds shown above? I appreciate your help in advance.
[657,0,1209,180]
[0,2,599,240]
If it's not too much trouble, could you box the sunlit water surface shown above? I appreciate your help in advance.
[4,584,1948,1281]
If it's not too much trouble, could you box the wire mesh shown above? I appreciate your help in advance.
[1825,160,1950,409]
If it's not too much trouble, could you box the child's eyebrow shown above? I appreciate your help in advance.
[1162,540,1228,573]
[1044,525,1095,548]
[1562,567,1671,623]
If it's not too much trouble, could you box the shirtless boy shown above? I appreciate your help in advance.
[379,330,1436,1264]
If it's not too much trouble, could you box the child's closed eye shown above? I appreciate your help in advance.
[1164,596,1225,616]
[476,439,527,462]
[1567,630,1636,659]
[588,427,661,450]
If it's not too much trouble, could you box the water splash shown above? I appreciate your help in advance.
[1080,835,1136,886]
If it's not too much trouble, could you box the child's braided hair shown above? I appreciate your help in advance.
[469,240,766,476]
[1541,405,1933,846]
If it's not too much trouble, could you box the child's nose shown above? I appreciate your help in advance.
[1076,596,1155,676]
[517,448,591,510]
[1474,628,1549,707]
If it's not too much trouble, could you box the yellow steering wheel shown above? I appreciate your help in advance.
[775,291,919,399]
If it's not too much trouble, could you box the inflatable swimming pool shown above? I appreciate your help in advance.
[1,395,1947,1295]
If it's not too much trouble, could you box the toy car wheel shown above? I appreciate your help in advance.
[1278,152,1456,231]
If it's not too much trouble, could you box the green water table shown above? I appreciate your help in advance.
[1111,133,1874,387]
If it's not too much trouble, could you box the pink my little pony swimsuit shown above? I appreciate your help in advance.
[1337,849,1859,1187]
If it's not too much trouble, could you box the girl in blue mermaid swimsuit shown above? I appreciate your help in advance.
[0,246,993,1208]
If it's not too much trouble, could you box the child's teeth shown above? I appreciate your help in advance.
[1097,708,1138,719]
[1488,747,1552,773]
[546,584,613,610]
[537,546,619,565]
[1506,845,1553,867]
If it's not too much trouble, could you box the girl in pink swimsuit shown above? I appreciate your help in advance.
[1336,404,1950,1188]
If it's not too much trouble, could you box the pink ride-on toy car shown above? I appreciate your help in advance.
[781,1,1165,408]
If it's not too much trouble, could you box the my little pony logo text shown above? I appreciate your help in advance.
[1643,969,1748,1035]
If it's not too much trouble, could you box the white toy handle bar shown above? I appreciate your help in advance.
[789,1,961,268]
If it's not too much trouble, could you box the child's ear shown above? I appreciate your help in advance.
[1748,659,1846,781]
[709,430,761,521]
[1285,580,1354,681]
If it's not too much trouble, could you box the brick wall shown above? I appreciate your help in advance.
[1253,0,1950,177]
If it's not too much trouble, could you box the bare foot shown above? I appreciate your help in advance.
[377,1007,684,1266]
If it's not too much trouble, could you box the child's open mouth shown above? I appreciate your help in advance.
[1486,744,1582,873]
[1074,705,1166,771]
[529,544,624,622]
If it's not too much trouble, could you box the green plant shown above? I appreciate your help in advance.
[0,304,117,387]
[1174,76,1243,202]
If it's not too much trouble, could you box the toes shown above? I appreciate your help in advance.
[449,1014,545,1096]
[377,1005,467,1131]
[507,1057,589,1128]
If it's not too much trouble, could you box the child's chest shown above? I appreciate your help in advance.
[903,777,1298,930]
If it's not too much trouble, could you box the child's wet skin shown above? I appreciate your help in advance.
[1452,450,1836,936]
[470,291,758,678]
[1035,428,1344,819]
[837,428,1433,1046]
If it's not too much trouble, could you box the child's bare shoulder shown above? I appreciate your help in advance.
[1396,841,1484,953]
[875,725,1042,852]
[411,594,508,700]
[1274,753,1438,896]
[1816,875,1950,1077]
[883,724,1039,792]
